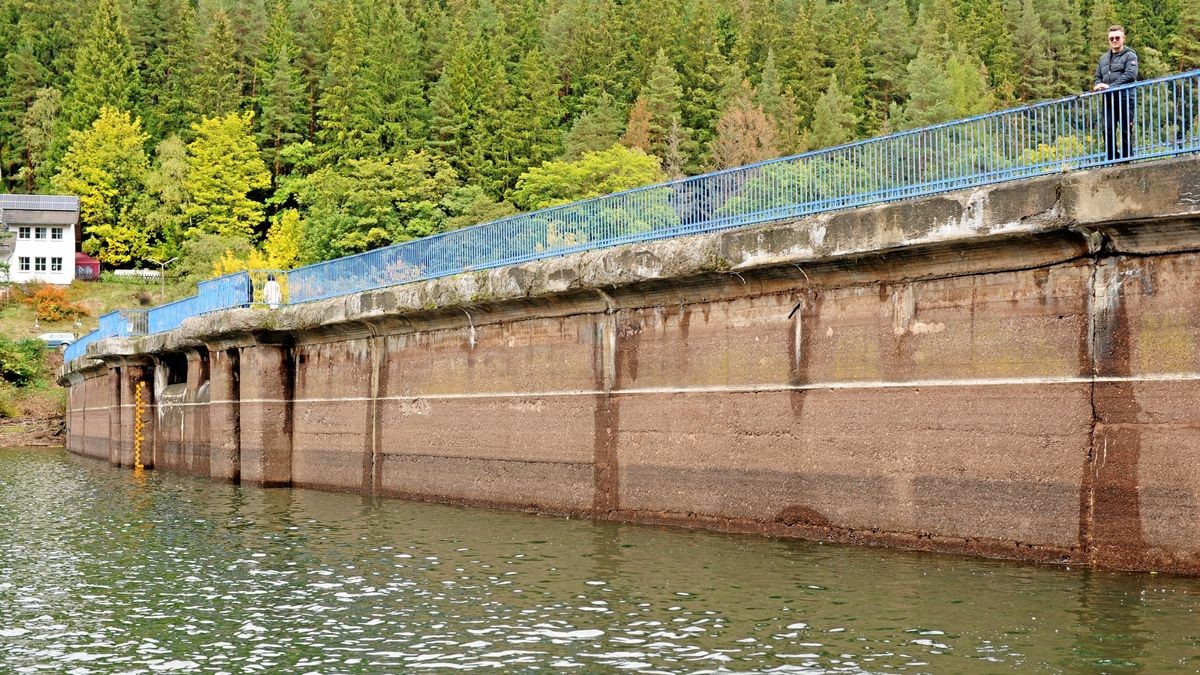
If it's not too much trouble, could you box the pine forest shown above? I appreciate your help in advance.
[2,0,1198,277]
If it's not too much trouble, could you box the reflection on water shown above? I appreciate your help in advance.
[1,447,1198,673]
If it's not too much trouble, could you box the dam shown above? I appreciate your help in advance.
[60,154,1200,575]
[58,71,1200,575]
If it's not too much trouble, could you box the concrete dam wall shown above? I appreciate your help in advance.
[62,157,1200,574]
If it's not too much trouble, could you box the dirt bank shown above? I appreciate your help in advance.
[0,415,65,447]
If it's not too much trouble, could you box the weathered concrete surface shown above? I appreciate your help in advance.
[60,157,1200,573]
[154,350,211,475]
[238,343,293,487]
[206,348,240,482]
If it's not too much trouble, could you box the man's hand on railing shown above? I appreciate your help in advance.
[1092,83,1110,91]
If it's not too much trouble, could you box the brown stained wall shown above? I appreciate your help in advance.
[612,268,1093,560]
[275,250,1199,573]
[374,317,599,511]
[238,343,293,486]
[58,159,1200,574]
[1088,255,1200,572]
[73,370,113,461]
[58,253,1200,573]
[291,339,373,492]
[207,348,240,482]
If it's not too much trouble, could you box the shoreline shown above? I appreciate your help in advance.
[0,414,66,447]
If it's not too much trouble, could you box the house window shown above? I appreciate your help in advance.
[34,227,46,239]
[51,257,62,272]
[17,227,30,239]
[51,228,63,240]
[18,257,29,271]
[34,257,46,272]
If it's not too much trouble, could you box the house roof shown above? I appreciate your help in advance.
[0,194,80,226]
[0,195,79,211]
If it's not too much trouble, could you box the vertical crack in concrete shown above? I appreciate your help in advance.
[280,346,297,487]
[109,368,121,466]
[371,334,387,495]
[787,289,818,418]
[1084,255,1147,569]
[229,349,241,483]
[362,340,377,494]
[1079,258,1101,562]
[593,310,620,515]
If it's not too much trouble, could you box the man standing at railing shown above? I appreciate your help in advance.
[1093,25,1139,162]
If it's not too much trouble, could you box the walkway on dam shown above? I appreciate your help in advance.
[66,69,1200,361]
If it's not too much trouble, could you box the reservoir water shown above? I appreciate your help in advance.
[1,446,1197,673]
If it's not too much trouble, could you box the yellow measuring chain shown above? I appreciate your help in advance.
[133,381,146,473]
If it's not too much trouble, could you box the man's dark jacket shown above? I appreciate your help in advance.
[1094,47,1139,87]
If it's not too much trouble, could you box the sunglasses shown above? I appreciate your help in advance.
[1109,36,1123,41]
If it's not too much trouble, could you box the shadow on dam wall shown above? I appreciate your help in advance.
[62,156,1200,574]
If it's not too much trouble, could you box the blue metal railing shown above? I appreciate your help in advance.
[65,273,249,361]
[63,70,1200,359]
[64,310,148,361]
[146,273,250,334]
[286,70,1200,303]
[98,309,147,338]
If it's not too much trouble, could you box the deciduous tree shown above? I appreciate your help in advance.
[510,144,665,211]
[51,107,150,266]
[184,111,270,239]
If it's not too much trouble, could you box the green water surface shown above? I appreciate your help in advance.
[1,447,1197,673]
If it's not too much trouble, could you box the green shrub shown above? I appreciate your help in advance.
[0,382,20,419]
[0,336,46,386]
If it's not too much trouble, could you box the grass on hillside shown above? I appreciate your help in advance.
[0,276,193,343]
[0,277,193,427]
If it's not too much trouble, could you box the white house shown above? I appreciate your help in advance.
[0,194,80,285]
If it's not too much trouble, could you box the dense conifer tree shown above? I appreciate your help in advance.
[315,6,371,164]
[809,74,858,148]
[194,11,241,119]
[360,0,428,155]
[755,49,802,153]
[1171,0,1200,70]
[131,0,198,140]
[17,88,60,191]
[899,44,957,128]
[563,93,626,160]
[224,0,268,100]
[502,49,566,194]
[627,49,686,165]
[59,0,140,132]
[3,0,1197,272]
[428,1,513,196]
[256,0,308,180]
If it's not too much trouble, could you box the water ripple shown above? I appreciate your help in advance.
[2,447,1199,673]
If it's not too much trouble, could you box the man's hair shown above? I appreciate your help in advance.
[1108,25,1125,34]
